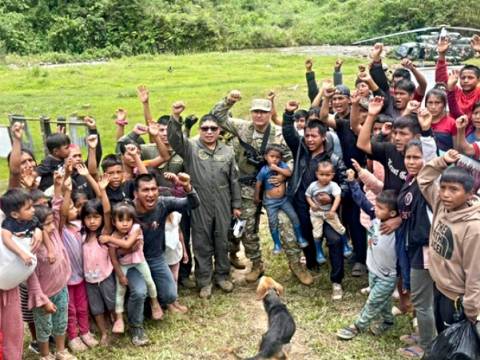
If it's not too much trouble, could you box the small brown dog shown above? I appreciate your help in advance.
[247,276,296,360]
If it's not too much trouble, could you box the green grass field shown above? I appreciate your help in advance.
[3,51,472,359]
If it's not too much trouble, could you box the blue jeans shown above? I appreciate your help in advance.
[264,196,300,232]
[126,254,177,328]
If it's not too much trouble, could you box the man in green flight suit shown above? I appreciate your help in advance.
[168,101,242,299]
[210,90,313,285]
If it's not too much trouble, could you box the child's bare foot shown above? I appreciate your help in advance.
[150,298,163,320]
[173,301,188,313]
[168,301,188,314]
[99,334,110,346]
[112,317,125,334]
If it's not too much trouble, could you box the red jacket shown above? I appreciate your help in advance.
[436,59,480,122]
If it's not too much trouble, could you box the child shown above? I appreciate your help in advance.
[1,188,43,267]
[81,179,116,346]
[164,210,189,313]
[397,140,435,358]
[425,88,456,153]
[305,161,345,263]
[418,149,480,333]
[254,145,307,254]
[60,174,98,352]
[0,189,43,360]
[27,173,76,360]
[37,133,71,191]
[455,105,480,161]
[101,154,135,207]
[99,201,163,335]
[337,171,398,340]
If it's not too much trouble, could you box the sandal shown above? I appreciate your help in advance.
[397,346,424,358]
[336,324,359,340]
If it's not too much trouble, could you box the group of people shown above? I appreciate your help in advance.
[1,36,480,360]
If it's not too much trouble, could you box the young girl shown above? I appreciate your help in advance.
[81,175,115,345]
[99,201,163,334]
[396,140,435,359]
[425,88,456,153]
[465,102,480,144]
[164,210,188,313]
[60,175,98,352]
[27,172,76,360]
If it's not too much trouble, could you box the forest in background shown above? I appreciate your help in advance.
[0,0,479,59]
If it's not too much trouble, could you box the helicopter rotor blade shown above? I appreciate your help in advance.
[353,26,441,45]
[442,26,480,34]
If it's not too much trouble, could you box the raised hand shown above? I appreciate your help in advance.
[334,59,343,71]
[62,176,73,193]
[322,80,335,98]
[470,34,480,53]
[83,116,96,130]
[267,90,276,102]
[381,122,393,137]
[10,122,24,141]
[86,134,98,149]
[447,70,459,91]
[64,158,74,178]
[285,100,299,113]
[98,173,110,191]
[163,172,179,185]
[227,90,242,104]
[133,123,148,135]
[405,100,421,115]
[125,144,139,158]
[455,115,469,130]
[358,64,367,73]
[350,158,363,173]
[115,108,128,126]
[172,101,186,117]
[350,90,361,105]
[137,85,149,104]
[371,43,384,62]
[357,71,372,82]
[346,169,356,182]
[20,168,38,189]
[368,96,384,116]
[148,122,160,137]
[444,149,460,164]
[54,170,65,186]
[305,58,313,72]
[437,37,450,54]
[401,58,415,70]
[417,108,432,131]
[184,115,198,130]
[75,163,89,177]
[176,172,191,189]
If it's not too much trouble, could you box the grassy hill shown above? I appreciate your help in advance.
[1,0,479,58]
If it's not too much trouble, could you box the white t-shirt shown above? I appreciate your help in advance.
[164,212,183,266]
[305,180,341,211]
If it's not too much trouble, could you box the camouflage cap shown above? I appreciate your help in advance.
[250,99,272,112]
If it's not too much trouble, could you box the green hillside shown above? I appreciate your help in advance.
[1,0,479,58]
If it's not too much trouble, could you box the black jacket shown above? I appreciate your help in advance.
[398,178,432,269]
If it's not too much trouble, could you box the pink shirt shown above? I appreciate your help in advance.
[112,223,145,266]
[83,235,113,284]
[27,197,71,309]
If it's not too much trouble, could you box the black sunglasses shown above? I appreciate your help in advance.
[200,126,219,132]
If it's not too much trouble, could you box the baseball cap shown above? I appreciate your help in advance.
[250,99,272,112]
[334,85,350,97]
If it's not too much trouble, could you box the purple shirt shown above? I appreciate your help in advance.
[62,220,84,285]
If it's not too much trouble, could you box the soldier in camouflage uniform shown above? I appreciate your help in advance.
[168,101,242,299]
[210,91,313,285]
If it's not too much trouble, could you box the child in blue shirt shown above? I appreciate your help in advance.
[254,145,307,254]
